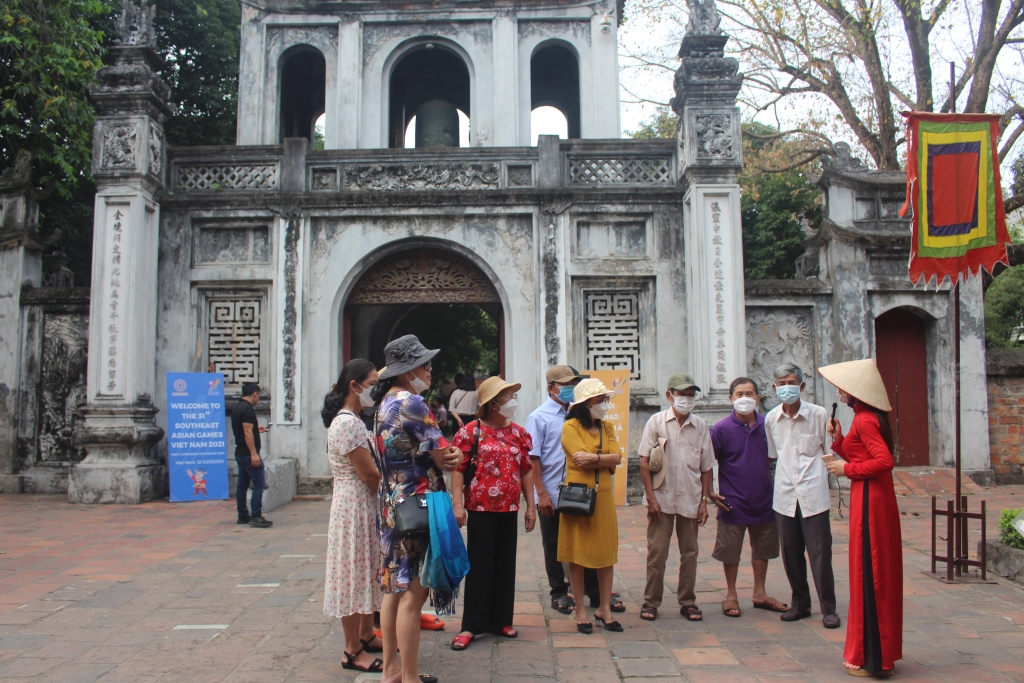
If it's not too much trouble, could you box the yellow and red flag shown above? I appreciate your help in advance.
[900,112,1010,285]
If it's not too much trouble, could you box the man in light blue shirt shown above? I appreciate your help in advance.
[527,365,623,615]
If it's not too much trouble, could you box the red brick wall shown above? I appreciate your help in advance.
[988,349,1024,484]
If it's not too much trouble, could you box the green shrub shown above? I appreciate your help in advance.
[998,508,1024,550]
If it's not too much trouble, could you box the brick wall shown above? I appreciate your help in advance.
[988,349,1024,485]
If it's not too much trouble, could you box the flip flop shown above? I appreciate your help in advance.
[421,614,446,630]
[722,599,741,617]
[752,597,789,613]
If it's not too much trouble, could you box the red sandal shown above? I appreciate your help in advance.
[450,633,474,651]
[496,626,518,638]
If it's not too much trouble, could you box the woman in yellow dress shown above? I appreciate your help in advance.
[557,378,623,634]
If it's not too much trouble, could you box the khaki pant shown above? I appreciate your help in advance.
[643,514,700,608]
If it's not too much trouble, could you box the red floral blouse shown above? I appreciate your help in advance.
[453,420,533,512]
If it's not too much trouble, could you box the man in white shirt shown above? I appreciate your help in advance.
[638,372,714,622]
[765,363,840,628]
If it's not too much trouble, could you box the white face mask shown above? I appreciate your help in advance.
[733,397,757,415]
[589,401,611,420]
[356,386,375,408]
[673,396,696,414]
[407,373,429,394]
[497,398,517,419]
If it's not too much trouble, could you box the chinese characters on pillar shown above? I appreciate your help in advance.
[99,205,127,397]
[711,201,726,385]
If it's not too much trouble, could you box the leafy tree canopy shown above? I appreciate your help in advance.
[391,304,500,391]
[985,264,1024,348]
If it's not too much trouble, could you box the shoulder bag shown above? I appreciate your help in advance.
[462,421,482,495]
[373,402,431,538]
[556,423,602,517]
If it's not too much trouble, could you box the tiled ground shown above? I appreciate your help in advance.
[1,473,1023,683]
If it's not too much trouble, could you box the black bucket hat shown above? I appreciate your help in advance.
[378,335,440,380]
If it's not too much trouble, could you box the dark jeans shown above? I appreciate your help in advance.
[538,510,598,601]
[462,511,518,634]
[235,455,266,518]
[776,504,837,616]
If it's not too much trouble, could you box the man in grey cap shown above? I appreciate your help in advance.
[637,372,714,621]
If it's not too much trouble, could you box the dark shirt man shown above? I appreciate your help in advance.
[232,383,272,528]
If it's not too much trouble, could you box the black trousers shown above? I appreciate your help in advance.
[537,510,598,601]
[462,511,518,634]
[776,504,837,616]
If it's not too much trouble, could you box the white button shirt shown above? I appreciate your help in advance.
[765,400,832,518]
[638,409,714,519]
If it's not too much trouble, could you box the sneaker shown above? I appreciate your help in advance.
[248,516,273,528]
[237,515,250,525]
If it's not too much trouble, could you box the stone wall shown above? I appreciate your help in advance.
[988,348,1024,484]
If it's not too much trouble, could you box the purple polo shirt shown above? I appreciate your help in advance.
[710,412,775,526]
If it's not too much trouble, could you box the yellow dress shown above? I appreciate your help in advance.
[556,418,621,568]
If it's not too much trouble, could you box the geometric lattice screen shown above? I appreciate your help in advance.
[208,299,261,389]
[584,291,641,380]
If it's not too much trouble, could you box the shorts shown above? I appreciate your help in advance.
[712,520,780,564]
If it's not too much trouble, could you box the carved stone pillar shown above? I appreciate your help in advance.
[672,5,746,401]
[70,2,174,504]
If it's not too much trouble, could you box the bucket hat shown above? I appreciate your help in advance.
[378,335,440,380]
[475,376,522,417]
[568,377,615,408]
[648,437,668,490]
[817,358,892,412]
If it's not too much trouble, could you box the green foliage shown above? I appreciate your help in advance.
[999,508,1024,550]
[392,305,500,391]
[985,265,1024,348]
[627,106,677,140]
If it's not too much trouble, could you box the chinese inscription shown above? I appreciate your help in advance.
[711,201,726,385]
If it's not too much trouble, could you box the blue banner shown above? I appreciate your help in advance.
[166,372,229,502]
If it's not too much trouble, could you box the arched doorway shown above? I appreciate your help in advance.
[874,308,930,466]
[388,44,471,149]
[342,249,504,385]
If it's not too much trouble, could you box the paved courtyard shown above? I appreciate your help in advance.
[1,471,1023,683]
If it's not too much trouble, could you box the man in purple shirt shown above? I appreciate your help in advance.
[708,377,787,618]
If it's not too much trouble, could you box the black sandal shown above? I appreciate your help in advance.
[342,648,383,672]
[595,617,623,632]
[360,636,383,653]
[576,621,593,634]
[681,605,703,621]
[419,675,438,683]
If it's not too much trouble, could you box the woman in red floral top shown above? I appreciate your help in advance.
[449,376,538,651]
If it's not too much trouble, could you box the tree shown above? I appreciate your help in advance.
[621,0,1024,211]
[984,264,1024,347]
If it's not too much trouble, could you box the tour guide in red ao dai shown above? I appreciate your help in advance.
[820,359,903,678]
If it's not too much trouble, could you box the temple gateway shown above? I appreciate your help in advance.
[0,0,991,501]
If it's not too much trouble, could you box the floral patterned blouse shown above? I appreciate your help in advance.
[453,420,533,512]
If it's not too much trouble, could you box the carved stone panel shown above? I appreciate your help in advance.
[585,291,642,380]
[342,162,500,191]
[575,220,649,260]
[746,307,817,410]
[693,113,734,158]
[148,125,163,176]
[311,167,339,191]
[506,165,533,187]
[194,225,270,264]
[101,122,139,169]
[38,313,89,464]
[208,299,262,390]
[349,250,500,305]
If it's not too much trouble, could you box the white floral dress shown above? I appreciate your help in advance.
[323,411,382,618]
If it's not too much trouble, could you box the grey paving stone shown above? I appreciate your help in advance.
[616,656,679,677]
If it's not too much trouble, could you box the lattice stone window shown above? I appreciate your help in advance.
[585,291,641,380]
[174,164,279,191]
[569,157,673,185]
[207,298,262,390]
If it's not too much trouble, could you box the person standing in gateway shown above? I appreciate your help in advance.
[232,382,272,528]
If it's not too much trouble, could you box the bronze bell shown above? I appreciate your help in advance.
[414,99,459,148]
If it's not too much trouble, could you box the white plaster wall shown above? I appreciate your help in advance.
[236,5,264,145]
[0,245,40,473]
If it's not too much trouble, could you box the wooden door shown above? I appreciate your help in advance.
[874,309,930,466]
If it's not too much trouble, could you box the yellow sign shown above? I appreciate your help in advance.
[587,370,630,506]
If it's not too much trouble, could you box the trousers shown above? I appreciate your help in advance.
[643,513,700,608]
[776,504,837,615]
[538,511,598,600]
[461,511,518,634]
[235,455,265,518]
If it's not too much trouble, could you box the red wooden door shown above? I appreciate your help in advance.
[874,309,930,466]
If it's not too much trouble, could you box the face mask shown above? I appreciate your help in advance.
[673,396,696,414]
[356,386,375,408]
[557,386,576,404]
[589,401,610,419]
[733,397,756,415]
[407,373,429,394]
[498,399,517,419]
[775,385,801,405]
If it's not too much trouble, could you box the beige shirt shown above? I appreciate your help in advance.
[638,409,714,518]
[765,401,832,518]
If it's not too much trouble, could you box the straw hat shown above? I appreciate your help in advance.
[817,359,892,412]
[568,378,615,408]
[475,376,521,417]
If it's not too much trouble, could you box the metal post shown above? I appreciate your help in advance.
[981,500,987,580]
[946,499,955,582]
[930,496,937,574]
[954,280,963,576]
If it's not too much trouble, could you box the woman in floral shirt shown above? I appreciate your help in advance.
[449,376,538,651]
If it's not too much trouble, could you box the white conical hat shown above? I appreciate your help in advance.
[817,359,892,412]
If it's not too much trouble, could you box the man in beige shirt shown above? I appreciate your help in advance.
[638,373,715,622]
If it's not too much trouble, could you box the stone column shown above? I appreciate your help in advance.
[672,9,746,401]
[69,3,174,504]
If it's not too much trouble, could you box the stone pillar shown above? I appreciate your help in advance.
[0,153,46,493]
[672,9,746,401]
[69,3,173,504]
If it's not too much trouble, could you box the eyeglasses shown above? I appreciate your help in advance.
[422,363,432,372]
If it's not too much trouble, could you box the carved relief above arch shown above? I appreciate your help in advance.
[348,249,500,305]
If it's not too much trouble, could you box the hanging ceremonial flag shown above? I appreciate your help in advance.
[900,112,1010,285]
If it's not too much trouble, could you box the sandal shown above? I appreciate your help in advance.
[722,599,741,617]
[681,605,703,621]
[640,605,657,621]
[609,597,626,613]
[450,633,474,651]
[496,626,517,638]
[421,614,446,630]
[752,597,789,613]
[419,676,438,683]
[576,622,593,634]
[342,648,383,672]
[360,636,383,653]
[595,617,623,632]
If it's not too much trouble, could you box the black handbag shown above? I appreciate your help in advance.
[462,421,482,493]
[556,426,602,517]
[372,405,434,538]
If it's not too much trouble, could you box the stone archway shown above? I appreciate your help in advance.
[342,248,504,378]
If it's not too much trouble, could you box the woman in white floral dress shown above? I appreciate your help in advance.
[322,359,383,673]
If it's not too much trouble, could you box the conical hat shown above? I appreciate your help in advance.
[816,359,892,412]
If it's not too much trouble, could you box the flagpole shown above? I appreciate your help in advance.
[949,60,964,577]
